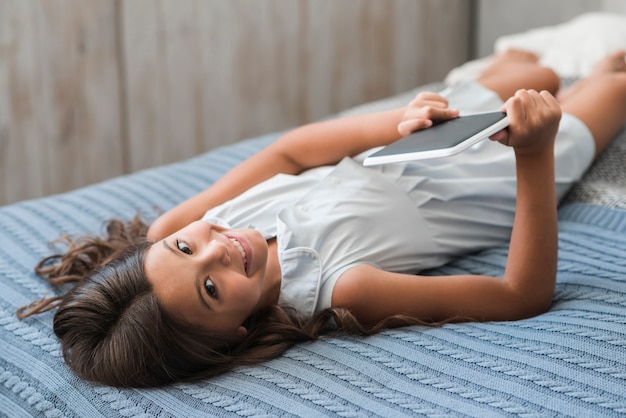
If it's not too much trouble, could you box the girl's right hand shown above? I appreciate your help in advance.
[490,89,562,156]
[397,92,459,137]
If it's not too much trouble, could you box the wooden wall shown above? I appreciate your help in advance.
[0,0,472,205]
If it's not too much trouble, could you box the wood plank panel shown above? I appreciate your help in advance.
[1,0,471,205]
[120,0,304,171]
[0,0,123,205]
[121,0,472,173]
[299,0,471,119]
[0,0,47,202]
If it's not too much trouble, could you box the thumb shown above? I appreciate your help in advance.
[489,128,509,144]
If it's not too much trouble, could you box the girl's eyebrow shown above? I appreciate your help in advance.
[162,240,182,257]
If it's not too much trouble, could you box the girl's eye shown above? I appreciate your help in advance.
[204,278,217,298]
[176,240,192,255]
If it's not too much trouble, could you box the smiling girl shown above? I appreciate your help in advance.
[18,50,626,387]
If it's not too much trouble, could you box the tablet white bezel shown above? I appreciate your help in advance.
[363,112,509,166]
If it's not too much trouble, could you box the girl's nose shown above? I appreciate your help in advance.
[199,239,231,266]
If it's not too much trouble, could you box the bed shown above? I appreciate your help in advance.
[2,13,626,417]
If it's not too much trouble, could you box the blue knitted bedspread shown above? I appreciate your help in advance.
[2,111,626,416]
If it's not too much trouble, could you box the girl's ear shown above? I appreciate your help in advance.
[236,326,248,337]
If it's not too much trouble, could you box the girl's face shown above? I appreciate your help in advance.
[144,221,270,337]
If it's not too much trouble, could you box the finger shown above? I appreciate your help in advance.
[539,90,561,113]
[397,119,432,136]
[504,94,525,127]
[408,99,449,111]
[513,89,536,113]
[489,128,509,144]
[409,91,449,106]
[408,95,450,110]
[408,106,459,120]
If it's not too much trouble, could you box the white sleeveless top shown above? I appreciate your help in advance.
[202,157,448,317]
[202,82,595,318]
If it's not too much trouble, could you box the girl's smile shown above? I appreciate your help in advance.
[223,233,251,275]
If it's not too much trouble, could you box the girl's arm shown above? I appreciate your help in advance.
[147,92,458,241]
[333,89,562,324]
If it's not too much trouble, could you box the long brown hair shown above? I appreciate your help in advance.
[18,217,425,387]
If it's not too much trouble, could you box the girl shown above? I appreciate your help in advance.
[18,50,626,388]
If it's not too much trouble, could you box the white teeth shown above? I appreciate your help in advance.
[229,237,247,269]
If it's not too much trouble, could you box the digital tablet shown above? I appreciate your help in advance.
[363,111,509,166]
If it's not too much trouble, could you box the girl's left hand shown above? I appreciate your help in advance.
[397,92,460,137]
[489,89,561,156]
